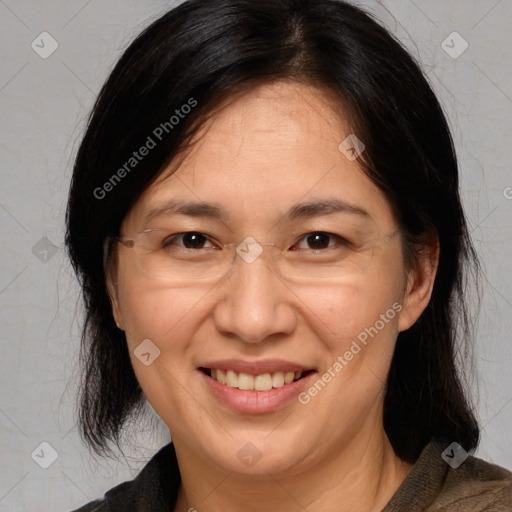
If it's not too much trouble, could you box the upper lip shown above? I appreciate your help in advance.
[199,358,315,376]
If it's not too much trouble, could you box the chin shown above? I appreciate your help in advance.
[201,431,309,475]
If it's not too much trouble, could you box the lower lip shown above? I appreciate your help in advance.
[200,369,316,414]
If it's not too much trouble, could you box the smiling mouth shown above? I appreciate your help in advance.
[200,367,315,392]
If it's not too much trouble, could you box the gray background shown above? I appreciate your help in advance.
[0,1,511,510]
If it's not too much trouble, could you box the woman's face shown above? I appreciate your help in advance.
[109,82,430,476]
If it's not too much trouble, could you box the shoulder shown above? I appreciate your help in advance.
[70,480,136,512]
[384,440,512,511]
[71,499,109,511]
[69,442,180,512]
[70,480,135,511]
[432,452,512,511]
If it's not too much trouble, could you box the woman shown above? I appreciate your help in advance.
[67,0,512,510]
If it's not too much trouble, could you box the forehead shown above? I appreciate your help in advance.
[123,82,396,231]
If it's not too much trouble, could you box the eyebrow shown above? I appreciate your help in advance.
[143,198,371,224]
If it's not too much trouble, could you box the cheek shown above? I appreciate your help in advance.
[116,262,209,355]
[302,269,403,343]
[115,279,210,408]
[301,280,403,410]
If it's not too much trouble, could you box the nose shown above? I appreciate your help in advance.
[212,246,297,344]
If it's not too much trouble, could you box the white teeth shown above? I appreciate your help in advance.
[208,368,305,391]
[226,369,238,387]
[271,371,285,388]
[284,371,295,384]
[238,372,254,390]
[254,373,273,391]
[216,369,226,385]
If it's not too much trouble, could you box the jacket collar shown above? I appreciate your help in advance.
[105,441,180,511]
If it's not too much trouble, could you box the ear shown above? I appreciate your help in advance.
[398,235,439,332]
[106,271,125,331]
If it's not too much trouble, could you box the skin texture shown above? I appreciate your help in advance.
[108,82,438,512]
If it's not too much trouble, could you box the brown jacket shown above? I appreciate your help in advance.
[72,440,512,511]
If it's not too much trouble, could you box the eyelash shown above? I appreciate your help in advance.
[161,231,351,252]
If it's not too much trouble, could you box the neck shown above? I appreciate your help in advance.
[172,422,411,512]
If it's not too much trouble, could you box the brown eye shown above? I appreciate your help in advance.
[163,232,213,249]
[305,233,331,249]
[293,232,348,251]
